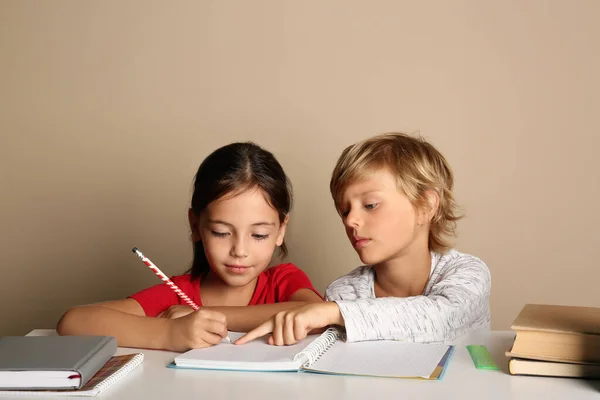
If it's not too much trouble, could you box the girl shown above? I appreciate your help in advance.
[238,132,490,346]
[57,142,322,352]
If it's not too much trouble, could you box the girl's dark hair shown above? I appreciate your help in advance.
[188,142,292,280]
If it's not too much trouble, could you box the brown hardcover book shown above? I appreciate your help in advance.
[508,358,600,378]
[505,304,600,364]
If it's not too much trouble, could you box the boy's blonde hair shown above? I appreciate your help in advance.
[330,132,462,253]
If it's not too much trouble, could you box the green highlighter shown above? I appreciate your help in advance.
[466,345,499,370]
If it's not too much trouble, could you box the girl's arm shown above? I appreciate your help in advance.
[204,289,322,332]
[56,299,227,351]
[328,258,491,342]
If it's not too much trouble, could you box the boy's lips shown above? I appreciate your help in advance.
[352,236,371,249]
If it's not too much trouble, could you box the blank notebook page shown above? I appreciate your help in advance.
[306,341,449,378]
[175,332,316,366]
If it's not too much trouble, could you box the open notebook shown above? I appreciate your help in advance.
[171,328,454,379]
[0,354,144,397]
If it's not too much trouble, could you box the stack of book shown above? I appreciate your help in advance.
[0,335,143,396]
[506,304,600,379]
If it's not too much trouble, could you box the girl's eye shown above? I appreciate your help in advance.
[341,210,349,218]
[365,203,378,210]
[252,234,269,241]
[210,231,229,238]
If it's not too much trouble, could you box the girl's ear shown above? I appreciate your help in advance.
[419,190,440,225]
[188,209,201,242]
[275,215,289,246]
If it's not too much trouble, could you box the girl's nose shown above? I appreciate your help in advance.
[230,237,248,258]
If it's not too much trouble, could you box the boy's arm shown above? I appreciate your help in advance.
[329,259,491,342]
[204,289,323,332]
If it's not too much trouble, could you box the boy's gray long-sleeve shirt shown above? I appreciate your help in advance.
[325,249,491,343]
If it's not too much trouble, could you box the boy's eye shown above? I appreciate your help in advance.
[252,234,269,241]
[365,203,378,210]
[340,210,349,218]
[210,231,229,238]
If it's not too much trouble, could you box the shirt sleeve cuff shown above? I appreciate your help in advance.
[333,300,367,343]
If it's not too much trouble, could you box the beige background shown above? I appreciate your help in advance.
[1,1,599,336]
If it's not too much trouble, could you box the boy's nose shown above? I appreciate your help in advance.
[344,210,361,228]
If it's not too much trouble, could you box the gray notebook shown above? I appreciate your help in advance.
[0,336,117,390]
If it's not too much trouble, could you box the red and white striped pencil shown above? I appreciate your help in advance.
[131,247,232,343]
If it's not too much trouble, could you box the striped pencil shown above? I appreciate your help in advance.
[132,247,199,310]
[131,247,232,343]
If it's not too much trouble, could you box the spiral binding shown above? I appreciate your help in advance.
[91,353,144,395]
[293,327,341,368]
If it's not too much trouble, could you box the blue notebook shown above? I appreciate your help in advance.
[170,328,454,379]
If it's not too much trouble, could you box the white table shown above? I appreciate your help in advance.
[6,330,599,399]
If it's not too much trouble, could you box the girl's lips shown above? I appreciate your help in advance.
[225,265,251,274]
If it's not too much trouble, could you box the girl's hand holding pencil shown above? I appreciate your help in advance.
[158,305,196,319]
[132,247,232,350]
[166,308,229,352]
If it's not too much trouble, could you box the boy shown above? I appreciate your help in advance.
[237,133,490,345]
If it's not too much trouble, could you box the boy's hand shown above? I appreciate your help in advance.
[235,302,343,346]
[167,309,228,352]
[158,305,195,319]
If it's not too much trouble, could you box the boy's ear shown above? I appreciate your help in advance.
[275,215,290,246]
[188,209,201,242]
[420,190,440,224]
